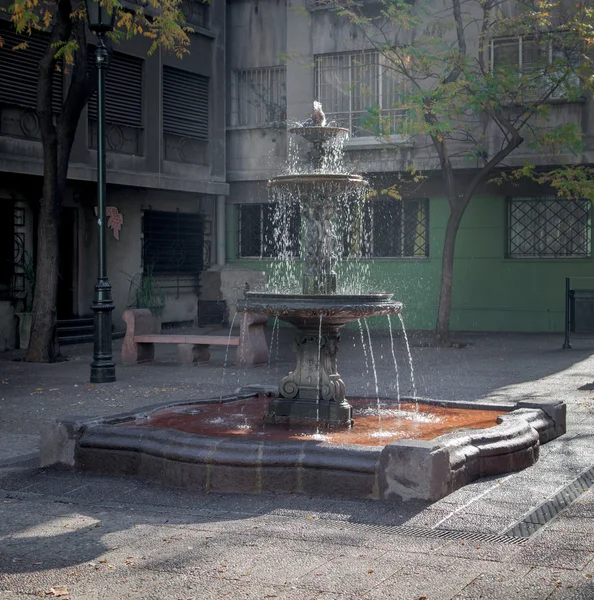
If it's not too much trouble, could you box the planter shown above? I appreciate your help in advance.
[16,312,32,350]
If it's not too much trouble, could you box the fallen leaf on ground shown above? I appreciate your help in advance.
[45,586,69,597]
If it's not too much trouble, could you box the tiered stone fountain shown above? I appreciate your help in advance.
[40,105,566,503]
[237,123,402,427]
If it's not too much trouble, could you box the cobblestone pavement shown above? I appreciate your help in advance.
[0,329,593,599]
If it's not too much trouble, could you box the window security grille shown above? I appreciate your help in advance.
[362,198,429,258]
[88,52,144,154]
[491,36,580,101]
[507,197,590,258]
[238,200,427,259]
[230,67,286,127]
[0,24,63,113]
[238,203,301,258]
[142,210,204,275]
[315,50,407,137]
[163,66,209,163]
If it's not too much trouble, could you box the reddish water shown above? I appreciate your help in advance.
[125,397,503,447]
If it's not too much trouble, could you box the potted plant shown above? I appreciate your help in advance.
[124,265,166,331]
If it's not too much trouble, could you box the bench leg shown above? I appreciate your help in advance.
[122,341,154,365]
[237,313,269,367]
[178,344,210,365]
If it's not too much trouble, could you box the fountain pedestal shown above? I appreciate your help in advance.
[267,329,352,426]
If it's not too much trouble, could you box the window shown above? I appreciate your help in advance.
[491,36,580,101]
[359,198,429,258]
[238,203,301,258]
[315,50,407,137]
[0,22,62,140]
[507,197,590,258]
[230,67,286,127]
[162,66,209,163]
[88,52,144,155]
[142,210,205,275]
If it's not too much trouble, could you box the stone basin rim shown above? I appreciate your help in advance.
[268,173,368,188]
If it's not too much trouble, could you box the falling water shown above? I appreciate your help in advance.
[219,312,238,402]
[357,319,370,375]
[398,313,417,401]
[268,317,279,368]
[363,318,382,439]
[316,313,323,429]
[387,314,401,407]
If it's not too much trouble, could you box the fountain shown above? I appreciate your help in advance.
[236,119,402,427]
[40,104,566,503]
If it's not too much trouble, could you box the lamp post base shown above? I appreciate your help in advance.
[90,278,116,383]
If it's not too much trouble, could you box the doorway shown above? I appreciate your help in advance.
[57,207,78,319]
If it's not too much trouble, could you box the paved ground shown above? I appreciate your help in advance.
[0,328,593,599]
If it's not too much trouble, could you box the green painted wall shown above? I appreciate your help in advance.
[226,196,594,332]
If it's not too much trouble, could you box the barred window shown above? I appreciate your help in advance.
[238,203,300,258]
[363,199,428,258]
[315,50,407,137]
[491,35,580,101]
[507,197,590,258]
[142,210,204,275]
[230,67,286,127]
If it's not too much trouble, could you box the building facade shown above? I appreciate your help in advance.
[224,0,594,333]
[0,0,227,350]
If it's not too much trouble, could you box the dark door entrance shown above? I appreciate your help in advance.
[57,207,77,319]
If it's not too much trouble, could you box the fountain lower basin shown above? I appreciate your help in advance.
[41,392,566,502]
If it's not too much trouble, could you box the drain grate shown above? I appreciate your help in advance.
[331,521,526,545]
[505,464,594,538]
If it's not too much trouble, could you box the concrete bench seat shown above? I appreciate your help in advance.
[122,309,268,367]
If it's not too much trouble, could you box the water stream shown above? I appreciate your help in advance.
[387,314,401,407]
[219,312,238,402]
[398,313,417,401]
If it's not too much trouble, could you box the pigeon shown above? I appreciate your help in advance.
[311,100,326,126]
[301,101,326,127]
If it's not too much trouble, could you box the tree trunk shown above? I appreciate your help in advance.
[25,2,93,362]
[435,203,464,345]
[25,155,62,362]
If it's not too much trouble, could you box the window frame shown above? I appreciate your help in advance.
[230,66,287,128]
[238,203,301,259]
[314,49,408,138]
[490,34,581,102]
[506,196,591,259]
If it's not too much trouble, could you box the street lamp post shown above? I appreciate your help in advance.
[85,0,116,383]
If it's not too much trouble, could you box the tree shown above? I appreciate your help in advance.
[334,0,593,344]
[2,0,190,362]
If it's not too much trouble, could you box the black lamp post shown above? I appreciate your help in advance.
[85,0,116,383]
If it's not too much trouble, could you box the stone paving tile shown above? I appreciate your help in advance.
[547,517,594,534]
[294,554,399,595]
[196,545,337,587]
[507,544,594,570]
[432,539,522,563]
[546,576,594,600]
[400,509,455,529]
[0,563,102,596]
[528,528,594,551]
[358,560,489,600]
[452,565,574,600]
[430,511,513,534]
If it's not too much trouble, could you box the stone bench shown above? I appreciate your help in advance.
[121,309,268,367]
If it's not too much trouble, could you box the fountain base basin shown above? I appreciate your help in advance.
[40,392,566,502]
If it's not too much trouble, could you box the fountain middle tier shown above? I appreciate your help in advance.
[237,291,402,329]
[237,292,402,426]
